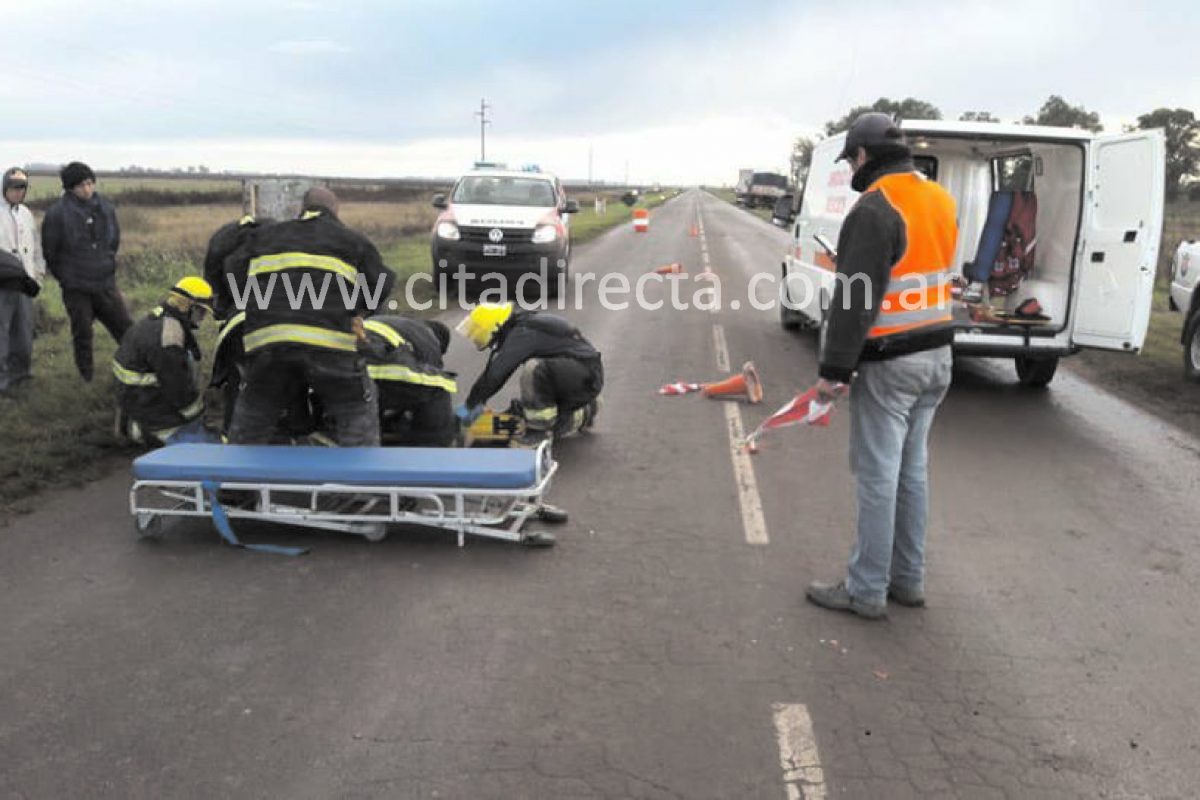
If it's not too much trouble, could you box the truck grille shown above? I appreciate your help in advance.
[459,226,534,244]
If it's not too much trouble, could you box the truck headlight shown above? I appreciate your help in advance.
[436,221,460,240]
[532,224,558,244]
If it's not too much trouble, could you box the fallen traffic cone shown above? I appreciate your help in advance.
[702,361,763,404]
[653,262,686,275]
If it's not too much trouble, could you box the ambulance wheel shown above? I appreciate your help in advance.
[1183,309,1200,382]
[1015,355,1058,388]
[134,513,163,540]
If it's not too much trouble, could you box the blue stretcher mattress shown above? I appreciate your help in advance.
[132,444,541,490]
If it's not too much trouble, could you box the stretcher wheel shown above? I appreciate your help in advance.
[521,531,556,548]
[361,523,388,543]
[134,513,163,539]
[535,504,569,524]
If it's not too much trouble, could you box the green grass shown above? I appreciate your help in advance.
[1070,285,1200,434]
[0,192,666,518]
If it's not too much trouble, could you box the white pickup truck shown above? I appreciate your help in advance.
[1168,238,1200,380]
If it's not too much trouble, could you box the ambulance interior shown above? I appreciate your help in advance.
[911,135,1085,335]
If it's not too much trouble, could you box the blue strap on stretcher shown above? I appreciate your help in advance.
[202,481,310,556]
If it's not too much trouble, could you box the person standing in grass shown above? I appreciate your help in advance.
[0,168,45,396]
[41,162,132,382]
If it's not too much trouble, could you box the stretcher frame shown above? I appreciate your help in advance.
[129,441,557,547]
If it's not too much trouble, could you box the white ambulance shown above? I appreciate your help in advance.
[779,121,1165,386]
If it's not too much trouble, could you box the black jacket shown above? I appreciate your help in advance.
[466,312,602,408]
[0,251,38,296]
[41,192,120,292]
[363,316,457,394]
[378,316,447,368]
[114,305,204,432]
[229,207,395,353]
[205,216,271,320]
[819,155,954,382]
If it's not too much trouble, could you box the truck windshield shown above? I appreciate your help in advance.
[452,177,557,207]
[752,173,788,189]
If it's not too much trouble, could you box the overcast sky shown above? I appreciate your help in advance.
[2,0,1198,185]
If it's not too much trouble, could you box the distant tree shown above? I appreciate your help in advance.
[1022,95,1102,132]
[959,111,999,122]
[790,136,816,191]
[825,97,942,136]
[1134,108,1200,199]
[198,165,210,175]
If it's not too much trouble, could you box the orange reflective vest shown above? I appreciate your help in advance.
[865,172,957,340]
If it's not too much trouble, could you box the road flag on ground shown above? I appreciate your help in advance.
[658,381,703,396]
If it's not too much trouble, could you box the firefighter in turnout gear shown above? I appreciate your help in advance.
[112,276,216,446]
[456,303,603,447]
[226,187,395,446]
[203,213,273,321]
[362,316,458,446]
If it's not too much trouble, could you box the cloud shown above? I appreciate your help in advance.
[267,40,352,55]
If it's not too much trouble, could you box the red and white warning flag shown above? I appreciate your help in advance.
[742,387,835,452]
[658,382,703,396]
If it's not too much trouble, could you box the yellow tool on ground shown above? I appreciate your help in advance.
[463,408,524,447]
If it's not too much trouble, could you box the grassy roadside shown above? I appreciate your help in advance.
[0,192,672,520]
[1067,286,1200,437]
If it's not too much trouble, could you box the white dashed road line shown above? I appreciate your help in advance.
[773,703,827,800]
[696,204,768,546]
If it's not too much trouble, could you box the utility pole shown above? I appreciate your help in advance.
[475,98,491,162]
[588,144,594,189]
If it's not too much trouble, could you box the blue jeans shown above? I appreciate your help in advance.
[846,345,953,605]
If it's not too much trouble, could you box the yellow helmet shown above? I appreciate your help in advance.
[170,276,214,310]
[456,302,513,350]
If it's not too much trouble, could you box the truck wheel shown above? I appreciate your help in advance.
[1184,309,1200,382]
[1015,355,1058,388]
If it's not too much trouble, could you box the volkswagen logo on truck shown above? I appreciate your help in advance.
[488,228,504,243]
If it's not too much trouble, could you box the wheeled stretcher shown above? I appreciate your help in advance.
[129,442,559,552]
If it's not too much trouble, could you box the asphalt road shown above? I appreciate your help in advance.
[2,190,1199,799]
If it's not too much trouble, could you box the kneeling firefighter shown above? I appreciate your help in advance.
[455,303,602,446]
[362,316,458,446]
[112,276,217,446]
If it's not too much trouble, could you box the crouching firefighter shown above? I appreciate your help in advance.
[455,303,602,446]
[113,276,217,446]
[362,316,458,446]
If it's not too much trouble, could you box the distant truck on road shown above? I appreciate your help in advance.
[736,171,789,209]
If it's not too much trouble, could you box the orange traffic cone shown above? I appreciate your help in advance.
[653,262,685,275]
[702,361,763,404]
[689,224,699,237]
